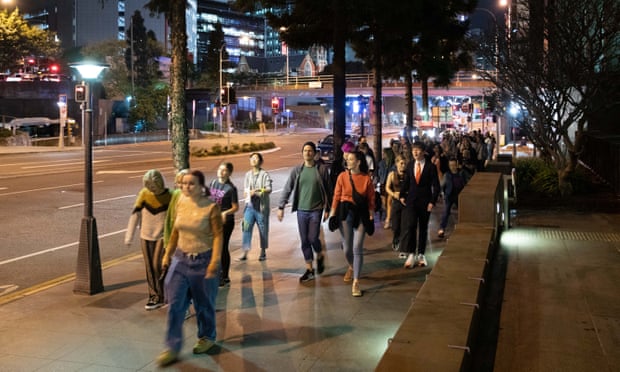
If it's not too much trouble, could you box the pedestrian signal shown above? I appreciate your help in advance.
[75,84,87,102]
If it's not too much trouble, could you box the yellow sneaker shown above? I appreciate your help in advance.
[156,349,178,367]
[193,338,215,354]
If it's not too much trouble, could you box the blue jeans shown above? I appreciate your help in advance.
[340,210,366,280]
[297,210,323,262]
[439,199,458,230]
[164,250,219,353]
[242,205,269,251]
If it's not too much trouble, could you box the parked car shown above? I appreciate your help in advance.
[316,133,358,162]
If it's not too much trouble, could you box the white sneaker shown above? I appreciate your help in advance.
[417,254,427,267]
[404,254,415,268]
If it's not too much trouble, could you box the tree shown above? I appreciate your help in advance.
[125,11,164,89]
[351,1,475,143]
[0,9,60,72]
[235,0,355,179]
[196,21,227,90]
[411,0,475,126]
[128,84,170,131]
[145,0,190,171]
[478,0,620,195]
[81,40,130,99]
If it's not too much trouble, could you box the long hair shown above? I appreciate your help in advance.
[351,150,369,174]
[190,169,210,197]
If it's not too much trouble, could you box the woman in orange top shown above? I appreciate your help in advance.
[328,150,375,297]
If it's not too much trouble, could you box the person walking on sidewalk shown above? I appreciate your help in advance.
[157,170,223,367]
[437,158,469,238]
[124,169,172,310]
[209,162,239,287]
[237,152,273,261]
[277,141,333,283]
[328,150,375,297]
[385,154,408,254]
[164,169,189,248]
[399,141,440,268]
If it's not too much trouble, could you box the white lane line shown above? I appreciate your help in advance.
[0,181,104,197]
[0,229,126,266]
[58,194,136,210]
[0,284,19,296]
[21,159,109,169]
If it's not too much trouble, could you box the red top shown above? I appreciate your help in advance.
[332,171,375,214]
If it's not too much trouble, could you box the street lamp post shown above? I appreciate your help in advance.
[475,7,502,160]
[219,43,225,136]
[69,61,109,295]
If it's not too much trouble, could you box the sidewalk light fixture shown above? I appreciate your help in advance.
[69,61,109,295]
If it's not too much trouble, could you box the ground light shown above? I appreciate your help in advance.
[69,61,109,295]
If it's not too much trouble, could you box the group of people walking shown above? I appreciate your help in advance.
[122,131,474,366]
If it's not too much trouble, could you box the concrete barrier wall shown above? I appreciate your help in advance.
[377,172,504,371]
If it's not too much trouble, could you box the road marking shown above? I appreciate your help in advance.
[0,229,127,266]
[0,284,19,296]
[0,253,142,305]
[21,160,109,169]
[58,194,136,210]
[0,181,104,197]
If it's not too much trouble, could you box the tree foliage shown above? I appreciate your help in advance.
[195,22,228,91]
[125,11,164,89]
[0,9,60,72]
[81,39,129,99]
[477,0,620,195]
[234,0,354,179]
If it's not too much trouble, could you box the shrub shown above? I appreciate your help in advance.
[515,157,596,198]
[0,128,12,139]
[189,141,275,158]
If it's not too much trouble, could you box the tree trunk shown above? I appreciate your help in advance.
[404,72,414,142]
[373,66,382,161]
[169,0,189,171]
[330,0,347,182]
[422,78,429,122]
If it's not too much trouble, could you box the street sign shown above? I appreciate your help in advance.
[59,94,67,121]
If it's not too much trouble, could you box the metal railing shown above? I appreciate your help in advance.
[237,71,497,90]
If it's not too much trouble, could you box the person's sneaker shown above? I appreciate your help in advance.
[193,338,216,354]
[437,229,445,238]
[404,253,415,269]
[343,266,353,282]
[219,277,231,287]
[156,349,178,367]
[299,269,315,283]
[145,300,163,311]
[398,252,407,259]
[417,254,427,267]
[316,255,325,274]
[235,254,247,262]
[352,282,362,297]
[258,249,267,261]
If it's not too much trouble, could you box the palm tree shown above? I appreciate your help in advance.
[145,0,189,171]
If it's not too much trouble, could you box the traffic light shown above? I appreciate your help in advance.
[75,84,87,102]
[271,97,280,114]
[221,88,228,105]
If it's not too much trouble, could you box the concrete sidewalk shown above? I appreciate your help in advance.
[0,202,445,371]
[1,203,618,371]
[494,209,620,372]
